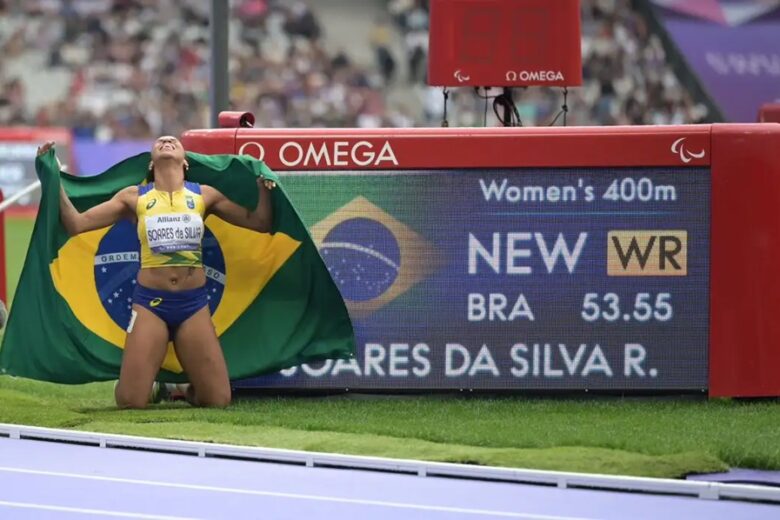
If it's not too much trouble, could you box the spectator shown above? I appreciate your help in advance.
[284,1,321,41]
[396,0,428,83]
[369,16,396,85]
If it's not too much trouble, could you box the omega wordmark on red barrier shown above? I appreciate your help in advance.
[239,140,399,168]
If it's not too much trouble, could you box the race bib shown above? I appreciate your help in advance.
[144,213,204,254]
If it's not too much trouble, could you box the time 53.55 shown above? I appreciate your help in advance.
[581,293,672,322]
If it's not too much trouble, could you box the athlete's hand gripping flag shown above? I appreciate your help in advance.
[0,149,356,383]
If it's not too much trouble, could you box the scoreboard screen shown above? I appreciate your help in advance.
[237,167,709,391]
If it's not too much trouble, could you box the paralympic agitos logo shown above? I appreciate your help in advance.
[671,138,706,164]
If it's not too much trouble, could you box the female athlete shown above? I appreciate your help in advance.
[37,136,275,409]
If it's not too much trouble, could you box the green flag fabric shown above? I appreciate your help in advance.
[0,150,356,384]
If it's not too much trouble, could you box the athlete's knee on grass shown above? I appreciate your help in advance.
[193,386,231,408]
[114,384,150,409]
[198,391,231,408]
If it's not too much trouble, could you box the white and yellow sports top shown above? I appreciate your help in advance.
[136,182,206,268]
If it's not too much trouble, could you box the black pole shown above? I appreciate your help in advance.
[209,0,229,128]
[502,87,513,126]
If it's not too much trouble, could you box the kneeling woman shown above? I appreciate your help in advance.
[38,136,275,408]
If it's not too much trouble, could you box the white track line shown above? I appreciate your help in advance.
[0,500,199,520]
[0,466,595,520]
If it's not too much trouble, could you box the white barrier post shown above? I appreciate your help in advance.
[0,181,41,214]
[0,180,41,327]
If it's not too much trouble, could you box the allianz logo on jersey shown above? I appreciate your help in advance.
[238,140,398,168]
[154,215,184,223]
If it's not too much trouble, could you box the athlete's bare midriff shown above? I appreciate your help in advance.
[137,265,206,291]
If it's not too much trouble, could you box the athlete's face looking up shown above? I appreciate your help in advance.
[151,136,185,163]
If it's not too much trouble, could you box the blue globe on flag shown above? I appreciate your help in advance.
[94,220,226,329]
[320,217,400,302]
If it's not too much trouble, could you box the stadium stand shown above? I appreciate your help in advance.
[0,0,711,137]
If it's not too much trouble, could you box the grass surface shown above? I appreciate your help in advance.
[2,215,779,479]
[5,216,33,305]
[2,376,780,478]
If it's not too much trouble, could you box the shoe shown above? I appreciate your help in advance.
[149,381,168,404]
[165,383,189,401]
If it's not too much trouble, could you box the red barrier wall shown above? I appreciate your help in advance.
[182,122,780,397]
[710,124,780,397]
[759,103,780,123]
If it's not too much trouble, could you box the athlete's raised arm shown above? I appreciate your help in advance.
[202,178,275,233]
[38,141,138,236]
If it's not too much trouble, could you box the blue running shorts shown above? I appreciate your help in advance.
[131,283,209,339]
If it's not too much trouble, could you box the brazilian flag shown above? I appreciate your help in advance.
[0,150,355,383]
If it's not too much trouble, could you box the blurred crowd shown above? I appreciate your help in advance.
[0,0,709,140]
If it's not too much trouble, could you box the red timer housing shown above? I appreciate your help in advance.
[427,0,582,88]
